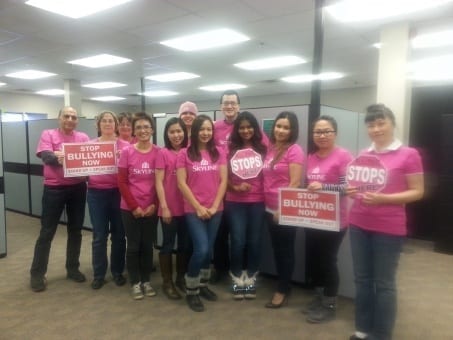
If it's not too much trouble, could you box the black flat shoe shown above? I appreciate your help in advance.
[265,294,288,309]
[113,274,126,286]
[91,279,106,290]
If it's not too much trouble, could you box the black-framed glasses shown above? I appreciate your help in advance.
[222,101,238,106]
[313,130,336,137]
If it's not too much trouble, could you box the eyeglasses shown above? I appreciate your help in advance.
[135,125,152,131]
[62,114,78,121]
[222,101,238,107]
[313,130,336,137]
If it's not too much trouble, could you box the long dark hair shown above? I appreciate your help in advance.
[270,111,299,167]
[163,117,188,150]
[188,114,219,162]
[229,111,267,159]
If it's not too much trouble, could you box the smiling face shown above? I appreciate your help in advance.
[238,118,255,144]
[273,117,291,144]
[167,122,185,149]
[58,107,78,134]
[197,119,213,146]
[313,119,336,151]
[366,117,394,147]
[118,117,132,140]
[179,111,196,129]
[133,118,153,142]
[98,112,117,137]
[221,94,240,122]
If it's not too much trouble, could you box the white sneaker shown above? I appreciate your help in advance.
[131,283,144,300]
[142,282,157,297]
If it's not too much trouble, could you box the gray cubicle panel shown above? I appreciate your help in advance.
[2,121,30,214]
[0,124,6,257]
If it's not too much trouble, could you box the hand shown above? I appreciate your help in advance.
[235,183,252,192]
[161,207,172,224]
[196,206,211,220]
[207,206,218,217]
[143,204,156,217]
[307,181,322,191]
[54,150,65,165]
[345,186,359,197]
[362,192,384,205]
[132,207,145,218]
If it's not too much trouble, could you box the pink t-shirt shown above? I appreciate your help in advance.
[306,147,353,228]
[349,146,423,236]
[155,148,184,217]
[214,119,234,151]
[36,128,90,186]
[262,143,305,211]
[88,138,130,189]
[176,148,227,213]
[226,147,265,203]
[117,144,160,211]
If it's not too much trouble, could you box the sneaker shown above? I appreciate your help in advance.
[186,294,205,312]
[306,304,336,323]
[199,286,218,301]
[113,274,126,286]
[30,276,47,292]
[131,283,144,300]
[67,270,86,283]
[142,282,157,297]
[91,278,106,290]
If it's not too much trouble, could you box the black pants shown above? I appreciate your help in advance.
[121,210,158,285]
[304,228,346,297]
[212,214,230,272]
[30,182,87,277]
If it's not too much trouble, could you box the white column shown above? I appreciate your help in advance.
[376,23,411,144]
[64,79,82,116]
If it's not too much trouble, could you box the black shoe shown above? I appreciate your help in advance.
[30,276,47,292]
[91,279,106,290]
[113,274,126,286]
[67,270,86,283]
[186,294,205,312]
[199,286,218,301]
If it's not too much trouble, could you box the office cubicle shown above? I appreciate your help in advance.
[0,124,6,257]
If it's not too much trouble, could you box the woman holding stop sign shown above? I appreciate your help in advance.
[262,111,305,308]
[224,111,267,300]
[347,104,424,340]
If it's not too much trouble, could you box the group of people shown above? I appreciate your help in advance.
[29,93,424,340]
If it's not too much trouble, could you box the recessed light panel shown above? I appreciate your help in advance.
[25,0,133,19]
[146,72,200,82]
[412,30,453,49]
[36,89,65,96]
[0,82,6,86]
[282,72,344,83]
[91,96,125,101]
[83,82,127,89]
[234,56,306,70]
[160,29,249,51]
[68,54,132,68]
[142,91,178,97]
[6,70,56,79]
[409,54,453,80]
[199,84,247,91]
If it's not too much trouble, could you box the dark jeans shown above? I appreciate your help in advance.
[30,182,87,277]
[121,210,158,285]
[266,212,296,294]
[160,216,190,255]
[87,188,125,280]
[304,227,346,297]
[186,212,222,278]
[212,213,230,272]
[350,226,404,340]
[225,201,265,277]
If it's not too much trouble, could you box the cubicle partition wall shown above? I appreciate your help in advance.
[0,124,6,257]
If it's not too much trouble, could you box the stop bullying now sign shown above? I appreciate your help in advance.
[279,188,340,231]
[62,142,117,177]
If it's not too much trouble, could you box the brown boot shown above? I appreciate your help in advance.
[159,253,181,300]
[175,253,189,293]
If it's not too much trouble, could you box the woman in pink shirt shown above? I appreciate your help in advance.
[155,117,189,299]
[117,112,135,143]
[225,111,267,300]
[347,104,424,340]
[262,111,304,308]
[303,115,353,323]
[176,115,228,312]
[88,111,129,290]
[118,112,160,300]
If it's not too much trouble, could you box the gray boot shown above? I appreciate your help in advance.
[199,269,217,301]
[302,286,323,314]
[306,295,336,323]
[185,274,204,312]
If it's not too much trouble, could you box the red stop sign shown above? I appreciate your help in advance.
[346,155,388,192]
[230,148,263,180]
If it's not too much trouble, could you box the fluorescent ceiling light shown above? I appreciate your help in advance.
[160,29,249,51]
[142,90,178,97]
[409,54,453,81]
[0,82,6,86]
[234,56,306,70]
[6,70,56,79]
[25,0,133,19]
[412,30,453,49]
[373,43,382,49]
[325,0,453,22]
[91,96,125,101]
[282,72,344,83]
[83,82,126,89]
[36,89,65,96]
[146,72,200,82]
[199,84,247,92]
[68,54,132,68]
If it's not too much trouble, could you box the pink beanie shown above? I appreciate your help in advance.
[178,101,198,116]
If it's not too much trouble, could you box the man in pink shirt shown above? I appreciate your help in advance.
[30,106,90,292]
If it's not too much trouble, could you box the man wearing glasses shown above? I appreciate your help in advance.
[30,106,90,292]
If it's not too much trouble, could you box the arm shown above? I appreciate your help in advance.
[308,176,348,194]
[208,164,228,216]
[274,162,303,223]
[362,173,424,205]
[117,167,142,217]
[155,169,171,223]
[176,168,210,219]
[40,150,60,166]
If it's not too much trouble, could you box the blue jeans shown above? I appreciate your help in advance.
[160,216,190,255]
[185,212,222,278]
[350,226,404,340]
[225,201,265,277]
[30,183,87,277]
[87,188,125,280]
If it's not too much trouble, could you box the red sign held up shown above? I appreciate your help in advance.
[63,142,117,177]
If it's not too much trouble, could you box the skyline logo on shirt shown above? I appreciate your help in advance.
[192,158,218,172]
[308,166,325,181]
[132,161,154,175]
